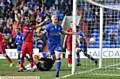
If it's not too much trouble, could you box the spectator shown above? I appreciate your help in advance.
[0,0,72,49]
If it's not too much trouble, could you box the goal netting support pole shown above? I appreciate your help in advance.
[99,7,104,68]
[72,0,77,75]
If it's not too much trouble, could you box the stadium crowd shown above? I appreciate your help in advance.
[0,0,73,49]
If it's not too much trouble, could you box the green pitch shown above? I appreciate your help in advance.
[0,59,120,79]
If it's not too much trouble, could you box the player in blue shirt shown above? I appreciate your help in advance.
[76,28,98,66]
[45,15,72,77]
[14,28,23,66]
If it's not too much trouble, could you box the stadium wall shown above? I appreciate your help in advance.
[0,49,39,59]
[2,48,120,59]
[65,48,120,58]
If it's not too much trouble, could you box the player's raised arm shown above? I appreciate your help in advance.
[14,10,22,29]
[35,17,49,29]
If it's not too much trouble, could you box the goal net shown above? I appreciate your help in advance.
[74,0,120,77]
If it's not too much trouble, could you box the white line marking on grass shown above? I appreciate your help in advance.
[61,74,73,79]
[77,68,100,74]
[61,63,120,79]
[95,74,120,77]
[61,68,100,79]
[116,68,120,70]
[103,63,120,69]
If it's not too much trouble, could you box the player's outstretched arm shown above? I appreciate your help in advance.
[61,30,77,35]
[61,30,73,35]
[35,18,49,29]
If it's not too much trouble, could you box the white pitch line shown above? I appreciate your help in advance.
[61,67,100,79]
[95,74,120,77]
[77,68,100,74]
[60,74,73,79]
[61,63,120,79]
[103,63,120,68]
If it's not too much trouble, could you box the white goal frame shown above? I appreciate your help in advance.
[72,0,120,74]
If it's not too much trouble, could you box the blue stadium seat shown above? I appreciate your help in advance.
[89,44,97,48]
[116,45,120,48]
[89,23,120,48]
[110,45,116,48]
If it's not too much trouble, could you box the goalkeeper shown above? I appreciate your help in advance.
[25,52,54,71]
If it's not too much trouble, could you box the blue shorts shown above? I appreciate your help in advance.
[48,44,62,56]
[17,45,22,52]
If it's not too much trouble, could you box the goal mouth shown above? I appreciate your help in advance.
[87,0,120,10]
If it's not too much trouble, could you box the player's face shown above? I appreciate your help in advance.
[52,15,58,24]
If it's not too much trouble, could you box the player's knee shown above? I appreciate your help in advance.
[76,48,81,53]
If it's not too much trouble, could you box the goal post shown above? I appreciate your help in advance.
[72,0,77,74]
[99,7,103,68]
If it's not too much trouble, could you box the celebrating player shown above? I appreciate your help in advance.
[45,15,73,77]
[18,14,48,72]
[0,30,13,67]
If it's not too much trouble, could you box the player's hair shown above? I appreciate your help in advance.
[51,15,57,19]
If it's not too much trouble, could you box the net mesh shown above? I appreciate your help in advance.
[76,0,120,77]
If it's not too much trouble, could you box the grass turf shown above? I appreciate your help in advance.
[0,58,120,79]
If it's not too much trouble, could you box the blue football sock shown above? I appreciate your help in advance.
[77,53,80,64]
[77,57,80,64]
[18,59,20,64]
[56,59,61,74]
